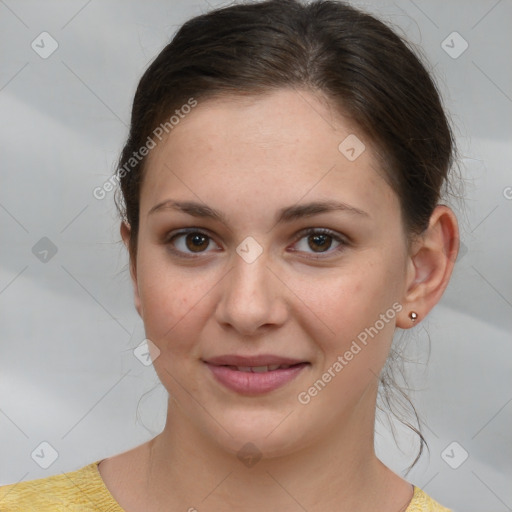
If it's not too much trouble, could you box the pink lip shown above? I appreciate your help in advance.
[205,354,306,367]
[203,354,309,395]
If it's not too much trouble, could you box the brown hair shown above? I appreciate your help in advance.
[116,0,456,469]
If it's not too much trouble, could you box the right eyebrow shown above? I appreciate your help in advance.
[148,200,228,224]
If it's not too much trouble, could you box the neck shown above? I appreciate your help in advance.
[139,385,412,511]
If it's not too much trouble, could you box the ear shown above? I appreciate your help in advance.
[396,205,459,328]
[120,221,142,318]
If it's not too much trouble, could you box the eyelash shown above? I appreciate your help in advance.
[164,227,348,260]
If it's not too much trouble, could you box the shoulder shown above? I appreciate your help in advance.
[406,486,452,512]
[0,460,124,511]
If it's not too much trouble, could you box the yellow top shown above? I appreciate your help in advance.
[0,460,451,511]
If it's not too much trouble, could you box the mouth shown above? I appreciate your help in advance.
[203,355,310,395]
[222,363,302,372]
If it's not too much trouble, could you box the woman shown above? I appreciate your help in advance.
[0,0,459,510]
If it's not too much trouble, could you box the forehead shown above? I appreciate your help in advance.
[140,89,398,222]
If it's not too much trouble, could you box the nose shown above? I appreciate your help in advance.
[214,251,288,337]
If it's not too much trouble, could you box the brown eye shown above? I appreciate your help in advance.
[167,230,219,256]
[292,228,346,258]
[185,232,210,252]
[307,233,332,252]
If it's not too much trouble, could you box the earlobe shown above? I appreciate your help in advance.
[120,221,143,318]
[396,205,459,328]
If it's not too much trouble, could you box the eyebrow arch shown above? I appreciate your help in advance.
[277,200,369,223]
[147,199,369,224]
[148,200,228,223]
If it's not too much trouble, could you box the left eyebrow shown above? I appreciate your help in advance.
[147,199,369,224]
[275,200,369,224]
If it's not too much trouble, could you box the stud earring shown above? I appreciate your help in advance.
[409,311,418,322]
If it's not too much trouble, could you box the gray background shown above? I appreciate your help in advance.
[1,1,511,510]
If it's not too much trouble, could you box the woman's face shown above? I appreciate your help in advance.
[129,89,413,457]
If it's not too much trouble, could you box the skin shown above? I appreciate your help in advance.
[98,89,459,511]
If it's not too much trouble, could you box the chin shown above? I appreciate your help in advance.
[199,407,309,461]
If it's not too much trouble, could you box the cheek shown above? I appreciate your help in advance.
[294,256,403,360]
[293,265,403,416]
[138,274,213,397]
[136,250,207,350]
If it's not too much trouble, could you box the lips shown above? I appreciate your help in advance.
[230,364,295,372]
[203,354,309,395]
[205,354,306,367]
